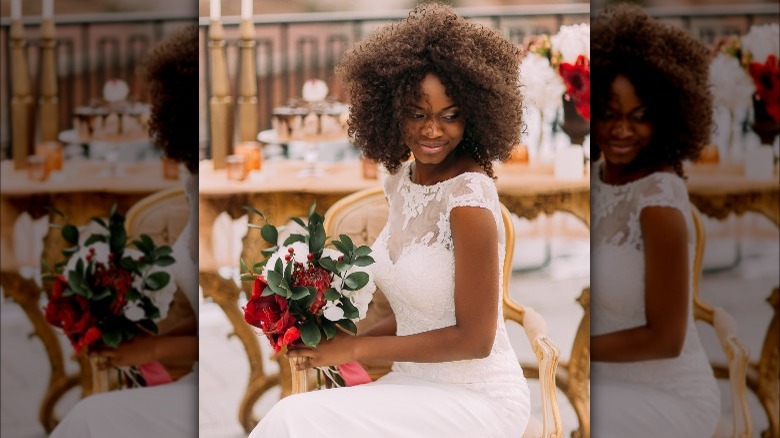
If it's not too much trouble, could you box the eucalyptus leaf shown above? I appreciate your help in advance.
[337,319,358,335]
[291,286,310,300]
[344,271,369,291]
[353,256,375,267]
[354,245,372,257]
[322,321,337,340]
[300,320,321,347]
[341,297,359,319]
[318,257,338,273]
[62,224,79,245]
[324,288,341,301]
[261,224,278,245]
[145,272,171,291]
[102,330,122,348]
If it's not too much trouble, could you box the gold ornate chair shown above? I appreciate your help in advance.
[323,186,564,438]
[690,204,753,438]
[124,186,197,381]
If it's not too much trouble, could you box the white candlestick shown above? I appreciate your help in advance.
[210,0,220,20]
[241,0,252,19]
[42,0,53,19]
[11,0,21,20]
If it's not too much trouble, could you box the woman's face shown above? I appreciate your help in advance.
[402,72,465,165]
[594,74,653,167]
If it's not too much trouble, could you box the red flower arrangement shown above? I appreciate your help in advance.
[42,205,177,387]
[242,204,376,387]
[559,55,591,121]
[748,54,780,122]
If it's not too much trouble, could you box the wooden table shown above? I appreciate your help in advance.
[0,159,180,432]
[198,158,590,432]
[685,163,779,438]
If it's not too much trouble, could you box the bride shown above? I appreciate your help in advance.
[589,5,720,437]
[250,4,530,437]
[49,24,199,438]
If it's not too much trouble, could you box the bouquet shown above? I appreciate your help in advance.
[42,205,177,388]
[551,23,591,121]
[241,203,375,388]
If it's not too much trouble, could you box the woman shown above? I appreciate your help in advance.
[590,4,720,437]
[250,4,530,437]
[49,24,199,437]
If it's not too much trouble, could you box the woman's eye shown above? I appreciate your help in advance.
[442,113,459,121]
[407,113,425,120]
[631,112,648,122]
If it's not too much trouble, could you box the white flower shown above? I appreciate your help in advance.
[741,23,779,64]
[709,52,755,111]
[339,266,376,321]
[123,301,145,322]
[550,23,590,64]
[520,52,566,110]
[322,301,345,322]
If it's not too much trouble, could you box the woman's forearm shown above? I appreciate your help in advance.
[591,324,685,362]
[353,323,495,364]
[153,336,199,362]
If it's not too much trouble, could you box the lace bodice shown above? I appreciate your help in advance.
[371,161,528,414]
[591,164,719,403]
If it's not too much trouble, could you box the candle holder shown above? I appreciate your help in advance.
[226,155,248,181]
[35,141,63,172]
[26,155,49,181]
[235,141,263,171]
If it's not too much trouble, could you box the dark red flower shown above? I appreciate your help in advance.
[559,55,591,121]
[243,276,300,353]
[75,326,103,353]
[749,55,780,122]
[293,265,332,314]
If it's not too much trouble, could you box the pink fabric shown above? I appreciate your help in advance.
[139,361,173,386]
[338,361,372,386]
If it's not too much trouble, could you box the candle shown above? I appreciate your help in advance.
[42,0,53,19]
[226,155,248,181]
[11,0,21,20]
[210,0,220,21]
[35,141,62,171]
[241,0,252,19]
[235,141,262,171]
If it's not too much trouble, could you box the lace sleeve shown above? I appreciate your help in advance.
[447,174,499,213]
[635,174,690,215]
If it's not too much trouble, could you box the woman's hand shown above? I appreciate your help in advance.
[286,333,357,370]
[94,336,158,369]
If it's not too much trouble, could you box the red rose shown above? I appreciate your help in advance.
[293,265,332,314]
[559,55,591,121]
[243,276,300,353]
[749,55,780,122]
[76,326,103,353]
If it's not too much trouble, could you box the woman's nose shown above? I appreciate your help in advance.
[422,119,442,138]
[612,119,632,138]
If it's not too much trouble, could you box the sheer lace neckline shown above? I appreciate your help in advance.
[405,161,490,189]
[597,162,677,188]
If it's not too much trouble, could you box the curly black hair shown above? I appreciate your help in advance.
[142,24,199,174]
[335,3,522,177]
[591,3,712,177]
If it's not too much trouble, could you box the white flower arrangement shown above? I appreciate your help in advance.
[741,23,779,64]
[550,23,590,65]
[709,52,755,111]
[520,52,566,110]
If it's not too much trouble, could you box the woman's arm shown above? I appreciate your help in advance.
[591,206,689,362]
[99,335,199,368]
[358,315,397,337]
[289,206,499,368]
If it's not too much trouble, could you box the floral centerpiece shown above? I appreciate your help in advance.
[241,203,375,391]
[740,24,780,144]
[551,23,591,123]
[43,205,177,389]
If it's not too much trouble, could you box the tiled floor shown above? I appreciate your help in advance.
[2,214,777,437]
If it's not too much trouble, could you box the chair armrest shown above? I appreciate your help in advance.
[712,307,752,438]
[524,307,564,438]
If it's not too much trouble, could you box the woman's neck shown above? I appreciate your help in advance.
[411,150,477,185]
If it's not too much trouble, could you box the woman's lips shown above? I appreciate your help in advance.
[605,143,634,154]
[417,142,446,151]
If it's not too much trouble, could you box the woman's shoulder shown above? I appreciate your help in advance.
[634,171,690,215]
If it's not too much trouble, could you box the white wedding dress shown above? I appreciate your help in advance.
[590,164,720,437]
[251,160,530,437]
[49,173,199,438]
